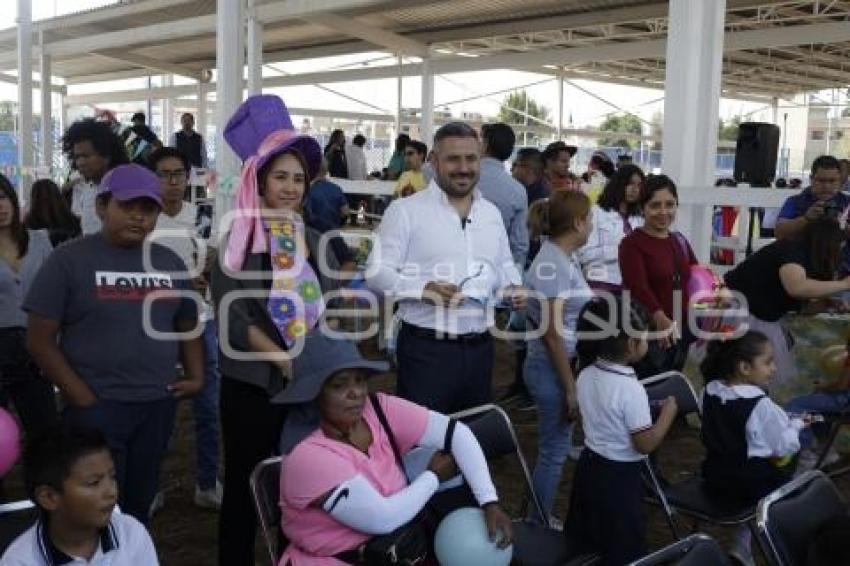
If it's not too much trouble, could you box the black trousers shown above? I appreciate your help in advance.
[396,323,494,414]
[218,377,288,566]
[0,328,57,440]
[566,449,646,566]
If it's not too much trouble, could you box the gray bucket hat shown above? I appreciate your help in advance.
[275,332,389,454]
[271,332,389,406]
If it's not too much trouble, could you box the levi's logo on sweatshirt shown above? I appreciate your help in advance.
[95,271,174,300]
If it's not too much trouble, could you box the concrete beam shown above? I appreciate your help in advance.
[0,72,66,94]
[0,0,400,69]
[92,50,204,81]
[301,12,428,57]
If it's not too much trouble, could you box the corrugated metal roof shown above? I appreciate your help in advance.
[2,0,849,99]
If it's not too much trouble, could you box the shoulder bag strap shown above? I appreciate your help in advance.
[369,393,411,484]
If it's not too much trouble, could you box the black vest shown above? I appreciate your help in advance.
[701,388,778,488]
[174,131,204,168]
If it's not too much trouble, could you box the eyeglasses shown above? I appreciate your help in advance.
[156,170,187,181]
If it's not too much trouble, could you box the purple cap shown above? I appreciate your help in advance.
[98,164,163,207]
[224,95,321,179]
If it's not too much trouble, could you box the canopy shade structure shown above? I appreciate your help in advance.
[2,0,850,102]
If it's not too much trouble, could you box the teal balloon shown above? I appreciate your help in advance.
[434,507,513,566]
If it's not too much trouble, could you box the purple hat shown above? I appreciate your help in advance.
[98,164,163,207]
[224,94,321,179]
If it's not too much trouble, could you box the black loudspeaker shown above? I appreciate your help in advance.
[733,122,780,187]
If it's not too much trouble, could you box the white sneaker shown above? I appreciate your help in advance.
[727,538,755,566]
[568,445,584,461]
[148,490,165,518]
[194,480,223,509]
[822,447,842,467]
[547,515,564,531]
[796,449,819,475]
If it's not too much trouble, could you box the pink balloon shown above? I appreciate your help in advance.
[0,408,21,477]
[687,265,719,306]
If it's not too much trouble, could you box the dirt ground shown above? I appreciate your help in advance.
[4,337,849,565]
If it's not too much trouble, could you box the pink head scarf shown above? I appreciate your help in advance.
[223,130,317,271]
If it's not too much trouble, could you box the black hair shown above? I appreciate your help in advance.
[597,164,646,216]
[699,330,770,382]
[257,148,312,201]
[61,118,129,170]
[25,179,79,238]
[324,129,345,155]
[807,513,850,566]
[481,123,516,161]
[433,121,478,145]
[0,174,28,257]
[148,146,190,173]
[515,147,543,170]
[803,218,845,281]
[541,141,575,166]
[775,177,787,188]
[575,295,650,371]
[181,112,194,120]
[24,425,110,509]
[130,112,146,123]
[641,174,678,207]
[406,140,427,157]
[588,153,615,178]
[394,134,410,153]
[811,155,841,177]
[352,134,366,147]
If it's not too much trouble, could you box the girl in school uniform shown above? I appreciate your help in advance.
[566,297,679,565]
[699,330,811,563]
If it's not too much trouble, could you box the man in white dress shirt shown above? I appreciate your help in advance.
[367,122,526,413]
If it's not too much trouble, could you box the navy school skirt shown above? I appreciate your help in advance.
[565,448,646,566]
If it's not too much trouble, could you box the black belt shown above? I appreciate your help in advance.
[401,322,491,344]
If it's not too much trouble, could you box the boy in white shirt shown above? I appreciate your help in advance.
[1,425,159,565]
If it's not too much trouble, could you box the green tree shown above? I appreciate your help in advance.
[498,90,551,146]
[0,101,15,132]
[718,117,741,142]
[497,90,550,125]
[597,113,643,149]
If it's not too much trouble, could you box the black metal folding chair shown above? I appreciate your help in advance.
[755,470,848,566]
[640,372,764,557]
[249,456,284,565]
[630,533,731,566]
[810,406,850,478]
[451,404,599,565]
[451,403,546,523]
[0,500,38,555]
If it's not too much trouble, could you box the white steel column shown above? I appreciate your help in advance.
[40,33,52,171]
[197,80,208,146]
[661,0,726,262]
[246,0,263,96]
[557,70,564,140]
[214,0,245,236]
[771,96,779,125]
[17,0,33,194]
[420,55,434,144]
[162,74,174,143]
[395,54,403,138]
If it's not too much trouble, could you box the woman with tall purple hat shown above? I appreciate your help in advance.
[210,95,325,566]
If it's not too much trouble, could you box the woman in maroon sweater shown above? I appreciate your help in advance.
[619,175,697,374]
